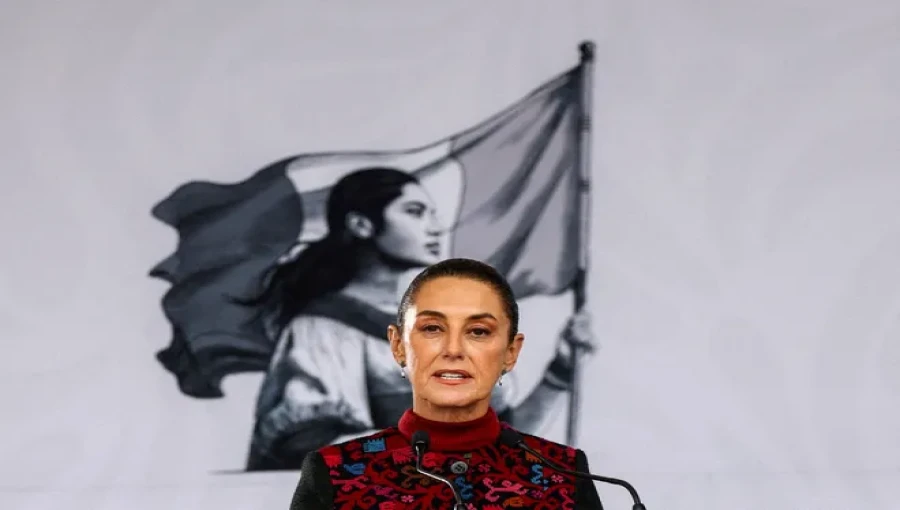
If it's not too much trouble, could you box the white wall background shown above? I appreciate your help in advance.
[2,1,899,509]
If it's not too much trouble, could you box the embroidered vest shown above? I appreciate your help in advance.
[318,424,581,509]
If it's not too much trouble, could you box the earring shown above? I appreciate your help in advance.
[399,361,407,379]
[498,369,507,386]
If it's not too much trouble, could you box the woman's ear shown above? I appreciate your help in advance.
[345,211,375,240]
[387,323,405,364]
[504,332,525,372]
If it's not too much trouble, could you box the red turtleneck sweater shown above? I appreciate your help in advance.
[397,407,502,451]
[289,408,603,509]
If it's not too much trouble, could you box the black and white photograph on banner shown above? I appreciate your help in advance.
[149,47,598,473]
[2,1,898,509]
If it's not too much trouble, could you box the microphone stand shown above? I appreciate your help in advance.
[413,437,466,510]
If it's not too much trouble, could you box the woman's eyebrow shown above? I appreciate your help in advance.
[416,310,497,322]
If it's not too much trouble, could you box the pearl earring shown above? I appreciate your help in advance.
[498,369,507,386]
[399,361,407,379]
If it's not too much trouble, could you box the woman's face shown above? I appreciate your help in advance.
[372,183,443,267]
[388,276,524,420]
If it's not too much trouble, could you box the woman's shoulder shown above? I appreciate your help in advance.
[502,424,580,470]
[285,313,373,346]
[316,427,412,466]
[288,292,393,340]
[288,313,365,333]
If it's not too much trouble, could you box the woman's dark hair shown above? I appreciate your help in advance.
[397,258,519,341]
[242,167,418,331]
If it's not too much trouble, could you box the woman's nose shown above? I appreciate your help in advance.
[426,212,445,235]
[442,334,464,357]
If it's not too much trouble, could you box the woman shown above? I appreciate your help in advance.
[289,258,603,509]
[245,167,592,472]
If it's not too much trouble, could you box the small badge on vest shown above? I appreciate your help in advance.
[450,460,468,474]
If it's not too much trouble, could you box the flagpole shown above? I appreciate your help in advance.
[566,40,595,446]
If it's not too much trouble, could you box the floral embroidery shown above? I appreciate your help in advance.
[318,425,580,509]
[363,437,387,453]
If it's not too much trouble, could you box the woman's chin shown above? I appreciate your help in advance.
[412,250,442,266]
[425,388,486,409]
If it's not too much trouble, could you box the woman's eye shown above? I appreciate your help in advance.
[422,324,441,333]
[470,328,490,337]
[405,206,425,218]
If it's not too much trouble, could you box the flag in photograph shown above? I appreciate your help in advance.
[150,64,589,399]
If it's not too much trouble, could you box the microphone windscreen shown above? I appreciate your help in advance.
[498,428,524,447]
[411,430,430,450]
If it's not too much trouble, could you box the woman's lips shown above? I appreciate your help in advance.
[433,370,472,385]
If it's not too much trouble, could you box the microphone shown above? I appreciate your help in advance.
[411,431,466,510]
[499,429,647,510]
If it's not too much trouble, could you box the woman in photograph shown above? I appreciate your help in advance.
[243,167,592,472]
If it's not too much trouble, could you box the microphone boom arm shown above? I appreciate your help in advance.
[512,438,646,510]
[413,440,466,510]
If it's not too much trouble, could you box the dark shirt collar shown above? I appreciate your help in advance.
[397,407,501,451]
